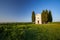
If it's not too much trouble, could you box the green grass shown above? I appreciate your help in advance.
[0,22,60,40]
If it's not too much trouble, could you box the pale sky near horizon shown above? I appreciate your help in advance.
[0,0,60,22]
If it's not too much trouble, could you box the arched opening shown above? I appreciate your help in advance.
[38,21,39,24]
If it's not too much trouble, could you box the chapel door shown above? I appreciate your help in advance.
[38,21,39,24]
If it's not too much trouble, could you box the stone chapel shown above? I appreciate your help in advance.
[35,14,42,24]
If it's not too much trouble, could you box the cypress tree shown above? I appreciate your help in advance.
[32,11,35,23]
[48,10,52,22]
[41,10,45,24]
[45,9,49,23]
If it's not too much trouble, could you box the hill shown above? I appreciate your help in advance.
[0,22,60,40]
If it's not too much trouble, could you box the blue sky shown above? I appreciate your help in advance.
[0,0,60,22]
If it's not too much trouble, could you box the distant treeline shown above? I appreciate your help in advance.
[0,22,32,25]
[0,22,60,25]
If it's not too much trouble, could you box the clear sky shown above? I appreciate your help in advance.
[0,0,60,22]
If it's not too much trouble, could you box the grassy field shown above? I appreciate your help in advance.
[0,22,60,40]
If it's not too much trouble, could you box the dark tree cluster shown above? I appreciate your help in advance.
[41,10,52,24]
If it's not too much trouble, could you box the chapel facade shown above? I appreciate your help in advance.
[35,14,42,24]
